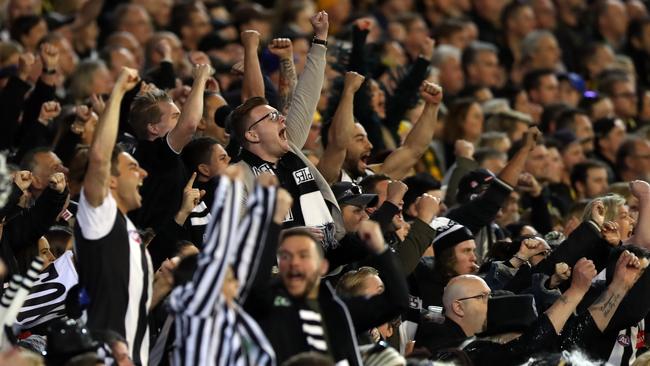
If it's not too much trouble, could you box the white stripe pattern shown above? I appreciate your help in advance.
[169,177,276,366]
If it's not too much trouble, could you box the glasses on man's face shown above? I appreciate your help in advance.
[248,110,283,131]
[456,291,491,303]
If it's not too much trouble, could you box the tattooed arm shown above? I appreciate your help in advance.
[544,258,596,334]
[269,38,297,115]
[588,250,647,332]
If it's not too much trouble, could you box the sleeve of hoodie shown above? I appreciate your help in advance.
[384,57,430,136]
[6,186,68,252]
[145,61,176,90]
[445,177,513,234]
[526,191,554,235]
[285,44,326,149]
[348,26,369,76]
[242,222,282,318]
[443,157,479,207]
[533,221,611,276]
[22,79,55,129]
[0,76,31,150]
[344,249,409,332]
[393,218,436,275]
[369,201,400,232]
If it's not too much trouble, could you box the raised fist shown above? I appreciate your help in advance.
[343,71,365,94]
[310,11,329,40]
[419,81,443,105]
[241,30,261,48]
[268,38,293,60]
[115,67,140,93]
[40,43,59,71]
[38,101,61,126]
[454,140,475,159]
[48,172,66,193]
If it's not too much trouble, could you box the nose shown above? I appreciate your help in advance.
[59,165,69,175]
[140,168,148,179]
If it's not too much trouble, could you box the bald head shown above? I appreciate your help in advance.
[443,275,488,309]
[442,275,491,336]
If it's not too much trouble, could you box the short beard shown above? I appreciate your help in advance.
[290,272,321,299]
[343,158,365,179]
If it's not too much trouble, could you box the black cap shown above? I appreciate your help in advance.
[45,319,98,365]
[432,219,474,254]
[481,294,538,336]
[331,182,378,208]
[456,169,495,204]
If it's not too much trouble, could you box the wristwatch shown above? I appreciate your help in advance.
[312,37,327,46]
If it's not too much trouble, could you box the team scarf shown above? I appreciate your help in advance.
[239,149,338,249]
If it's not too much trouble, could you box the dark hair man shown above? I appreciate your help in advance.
[244,221,409,365]
[74,68,150,365]
[231,12,343,248]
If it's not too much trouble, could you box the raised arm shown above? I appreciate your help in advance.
[544,258,595,334]
[167,64,212,152]
[241,30,265,101]
[498,127,540,187]
[83,68,139,207]
[345,220,410,332]
[379,81,442,180]
[588,250,647,332]
[317,71,365,184]
[236,182,292,304]
[285,11,328,148]
[268,38,297,115]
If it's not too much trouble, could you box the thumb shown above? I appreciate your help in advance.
[199,189,206,199]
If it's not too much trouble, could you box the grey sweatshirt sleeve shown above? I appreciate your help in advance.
[285,44,327,149]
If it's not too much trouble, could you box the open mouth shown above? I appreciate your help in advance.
[279,128,287,141]
[287,271,305,282]
[359,152,370,168]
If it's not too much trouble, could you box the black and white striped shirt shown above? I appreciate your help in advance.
[170,177,276,366]
[75,190,152,365]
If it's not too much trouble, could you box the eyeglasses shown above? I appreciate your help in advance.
[456,291,491,303]
[248,110,283,131]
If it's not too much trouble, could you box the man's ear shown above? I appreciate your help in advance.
[108,175,119,190]
[197,118,207,131]
[146,122,159,138]
[452,301,465,318]
[319,258,329,276]
[245,129,260,143]
[197,163,210,177]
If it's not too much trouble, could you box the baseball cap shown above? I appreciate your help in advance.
[456,169,495,204]
[331,182,378,208]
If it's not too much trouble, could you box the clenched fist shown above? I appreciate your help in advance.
[419,81,443,105]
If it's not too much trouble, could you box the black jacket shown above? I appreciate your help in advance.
[245,248,409,365]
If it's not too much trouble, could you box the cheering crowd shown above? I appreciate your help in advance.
[2,0,650,365]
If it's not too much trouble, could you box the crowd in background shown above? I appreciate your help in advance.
[1,0,650,365]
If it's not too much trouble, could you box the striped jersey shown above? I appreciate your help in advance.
[75,190,152,365]
[170,177,276,366]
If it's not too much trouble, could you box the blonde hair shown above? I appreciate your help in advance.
[336,267,379,297]
[582,194,626,223]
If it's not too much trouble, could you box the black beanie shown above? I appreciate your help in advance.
[432,221,474,254]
